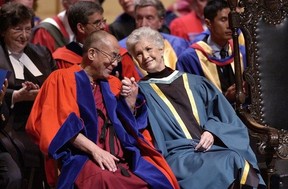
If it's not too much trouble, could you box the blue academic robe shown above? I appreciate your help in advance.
[138,71,266,189]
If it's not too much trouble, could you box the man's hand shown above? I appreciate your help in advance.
[91,146,119,172]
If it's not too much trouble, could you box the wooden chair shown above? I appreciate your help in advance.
[227,0,288,188]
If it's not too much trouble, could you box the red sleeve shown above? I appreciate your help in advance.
[26,68,80,154]
[31,28,56,53]
[120,48,141,81]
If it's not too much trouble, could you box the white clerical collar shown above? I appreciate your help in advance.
[8,50,43,80]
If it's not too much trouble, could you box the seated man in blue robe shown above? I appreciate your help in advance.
[176,0,246,104]
[121,26,266,189]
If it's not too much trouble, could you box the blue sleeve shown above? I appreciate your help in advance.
[176,48,204,76]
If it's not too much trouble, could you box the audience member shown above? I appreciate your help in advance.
[176,0,246,103]
[169,0,207,42]
[108,0,136,41]
[0,2,57,188]
[119,0,190,77]
[123,26,266,189]
[0,79,22,189]
[165,0,192,26]
[26,30,179,189]
[31,0,99,53]
[53,1,140,81]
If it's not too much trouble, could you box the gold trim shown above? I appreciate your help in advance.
[183,74,200,125]
[150,83,192,139]
[240,160,249,185]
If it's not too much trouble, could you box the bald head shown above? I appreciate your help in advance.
[83,30,119,53]
[81,30,120,80]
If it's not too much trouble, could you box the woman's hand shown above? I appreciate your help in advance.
[12,81,39,103]
[121,77,138,112]
[0,79,8,104]
[195,131,214,152]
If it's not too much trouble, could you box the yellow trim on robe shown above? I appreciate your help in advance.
[132,39,178,77]
[240,160,250,185]
[194,41,244,93]
[149,75,201,139]
[150,83,192,139]
[183,73,200,125]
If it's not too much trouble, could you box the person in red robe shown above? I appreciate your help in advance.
[52,1,140,81]
[169,0,208,42]
[26,30,179,189]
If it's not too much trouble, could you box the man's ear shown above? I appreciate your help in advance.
[88,48,96,60]
[77,23,85,34]
[205,18,211,30]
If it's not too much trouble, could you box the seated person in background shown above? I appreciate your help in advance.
[108,0,136,41]
[0,2,57,188]
[169,0,207,42]
[31,0,101,53]
[0,79,22,189]
[53,1,140,81]
[176,0,246,103]
[26,30,179,189]
[119,0,190,77]
[109,0,170,41]
[165,0,192,26]
[122,26,266,189]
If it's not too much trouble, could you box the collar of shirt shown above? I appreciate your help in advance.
[207,36,229,59]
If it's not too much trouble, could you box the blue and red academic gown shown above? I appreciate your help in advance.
[176,40,246,93]
[26,65,179,189]
[138,70,266,189]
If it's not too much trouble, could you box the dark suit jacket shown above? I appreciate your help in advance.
[0,42,57,131]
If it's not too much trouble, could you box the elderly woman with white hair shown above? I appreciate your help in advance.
[122,27,266,189]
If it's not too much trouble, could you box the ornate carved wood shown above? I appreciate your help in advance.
[228,0,288,187]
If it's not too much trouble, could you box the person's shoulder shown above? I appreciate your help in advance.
[25,43,51,55]
[170,12,195,27]
[162,33,189,44]
[118,37,128,48]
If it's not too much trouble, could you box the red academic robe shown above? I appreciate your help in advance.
[31,16,70,53]
[170,11,205,41]
[26,65,179,189]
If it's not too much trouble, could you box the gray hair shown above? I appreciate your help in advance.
[126,27,164,57]
[134,0,166,18]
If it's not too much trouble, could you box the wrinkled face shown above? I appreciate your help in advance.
[133,39,164,73]
[14,0,34,9]
[206,8,232,46]
[83,12,106,36]
[135,6,163,30]
[88,38,121,79]
[3,20,32,53]
[119,0,135,15]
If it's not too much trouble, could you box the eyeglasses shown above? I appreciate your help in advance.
[87,18,107,29]
[11,26,32,34]
[92,47,122,63]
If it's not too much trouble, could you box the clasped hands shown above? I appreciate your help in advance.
[13,81,39,103]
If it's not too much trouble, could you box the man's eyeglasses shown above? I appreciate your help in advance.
[87,18,107,29]
[92,47,122,63]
